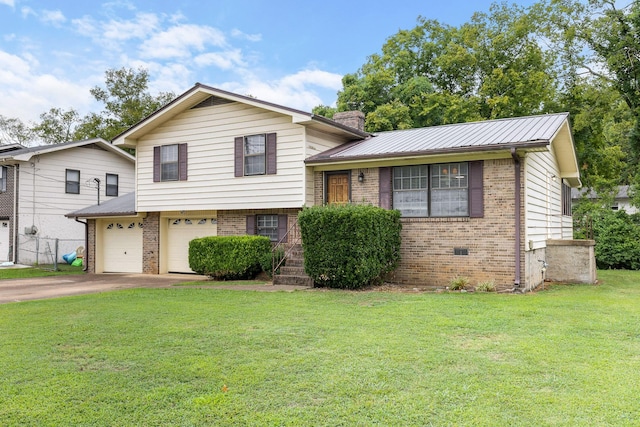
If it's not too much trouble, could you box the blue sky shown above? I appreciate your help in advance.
[0,0,537,123]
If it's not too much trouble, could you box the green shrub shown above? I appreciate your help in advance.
[475,280,496,292]
[449,276,470,291]
[189,235,272,280]
[591,210,640,270]
[298,204,402,289]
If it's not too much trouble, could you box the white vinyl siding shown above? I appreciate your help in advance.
[135,102,317,211]
[16,147,135,264]
[304,128,348,206]
[524,149,567,250]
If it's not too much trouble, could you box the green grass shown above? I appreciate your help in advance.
[173,279,269,287]
[1,270,639,425]
[0,264,84,279]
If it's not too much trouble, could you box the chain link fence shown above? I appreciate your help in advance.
[17,234,85,270]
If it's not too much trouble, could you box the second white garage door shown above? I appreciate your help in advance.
[102,219,143,273]
[167,218,217,273]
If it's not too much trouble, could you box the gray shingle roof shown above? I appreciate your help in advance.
[66,192,136,218]
[306,112,569,163]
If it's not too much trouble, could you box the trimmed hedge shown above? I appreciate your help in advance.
[188,235,272,280]
[298,204,402,289]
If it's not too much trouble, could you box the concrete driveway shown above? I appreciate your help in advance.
[0,273,311,304]
[0,273,206,304]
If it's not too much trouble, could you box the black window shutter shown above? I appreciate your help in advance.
[246,215,256,235]
[469,160,484,218]
[277,214,288,243]
[234,137,244,177]
[266,133,277,175]
[153,146,161,182]
[178,143,188,181]
[379,167,392,209]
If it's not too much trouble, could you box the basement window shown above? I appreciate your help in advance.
[454,248,469,256]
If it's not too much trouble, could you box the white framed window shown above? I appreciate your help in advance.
[244,134,266,176]
[430,162,469,217]
[161,145,179,181]
[106,173,118,197]
[257,214,279,241]
[65,169,80,194]
[0,166,6,193]
[393,162,469,217]
[393,165,428,217]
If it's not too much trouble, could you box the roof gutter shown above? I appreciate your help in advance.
[511,147,522,290]
[305,140,550,165]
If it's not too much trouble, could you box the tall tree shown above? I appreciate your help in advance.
[336,3,558,132]
[75,67,175,141]
[0,115,33,146]
[31,107,81,144]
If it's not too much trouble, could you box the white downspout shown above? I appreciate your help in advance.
[12,164,18,263]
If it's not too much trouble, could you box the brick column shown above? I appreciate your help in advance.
[143,212,160,274]
[86,219,96,273]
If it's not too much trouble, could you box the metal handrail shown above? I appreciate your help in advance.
[272,216,301,277]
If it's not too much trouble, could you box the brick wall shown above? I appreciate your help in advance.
[143,212,160,274]
[218,208,301,240]
[314,159,524,290]
[86,219,96,273]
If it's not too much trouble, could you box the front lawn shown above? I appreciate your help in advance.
[1,270,639,425]
[0,264,84,279]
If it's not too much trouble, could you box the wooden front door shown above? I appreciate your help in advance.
[326,173,350,204]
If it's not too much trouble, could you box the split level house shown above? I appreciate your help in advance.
[67,83,596,291]
[0,139,135,264]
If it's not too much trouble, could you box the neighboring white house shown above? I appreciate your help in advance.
[572,185,638,214]
[0,138,135,264]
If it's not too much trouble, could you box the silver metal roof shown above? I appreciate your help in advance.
[307,112,569,162]
[66,192,136,218]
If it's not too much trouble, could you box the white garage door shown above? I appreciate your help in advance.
[167,218,217,273]
[0,221,9,262]
[102,219,143,273]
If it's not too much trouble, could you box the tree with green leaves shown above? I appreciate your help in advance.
[335,3,558,132]
[75,67,175,141]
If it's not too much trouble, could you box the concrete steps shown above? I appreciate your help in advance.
[273,245,313,287]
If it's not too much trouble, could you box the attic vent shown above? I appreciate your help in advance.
[191,96,234,109]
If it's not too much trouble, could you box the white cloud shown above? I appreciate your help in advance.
[231,29,262,42]
[0,0,14,7]
[194,49,245,70]
[41,10,66,25]
[0,51,94,122]
[102,12,159,42]
[21,6,35,18]
[140,24,227,59]
[220,68,343,112]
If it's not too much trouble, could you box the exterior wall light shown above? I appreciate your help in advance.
[358,171,365,182]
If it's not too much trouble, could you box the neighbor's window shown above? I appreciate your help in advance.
[244,134,266,175]
[106,173,118,197]
[0,166,6,192]
[562,183,572,216]
[65,169,80,194]
[161,145,179,181]
[392,162,469,217]
[257,214,279,241]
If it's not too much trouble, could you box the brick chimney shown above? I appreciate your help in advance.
[333,111,365,132]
